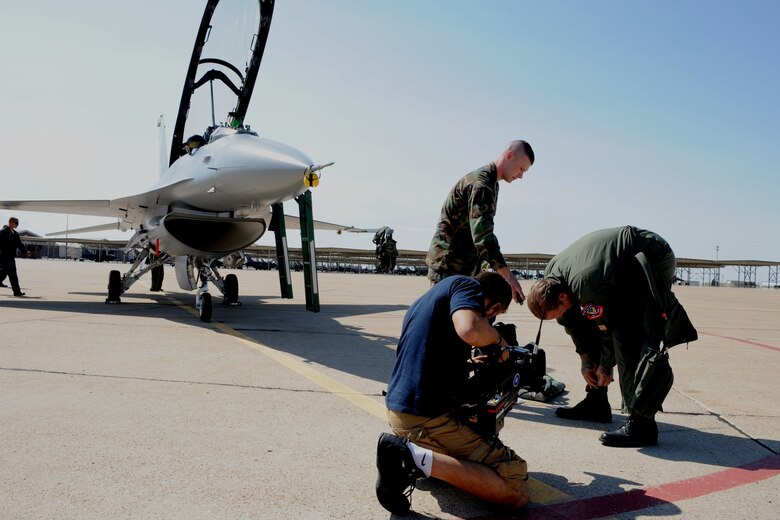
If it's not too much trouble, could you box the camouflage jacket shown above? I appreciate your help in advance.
[426,163,506,280]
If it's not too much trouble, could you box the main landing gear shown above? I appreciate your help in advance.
[104,248,241,323]
[105,248,169,304]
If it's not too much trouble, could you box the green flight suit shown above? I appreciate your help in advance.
[545,226,697,417]
[426,163,507,283]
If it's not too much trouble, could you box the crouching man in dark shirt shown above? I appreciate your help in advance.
[376,272,528,515]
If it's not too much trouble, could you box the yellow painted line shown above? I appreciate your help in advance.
[528,478,572,505]
[168,296,385,418]
[168,295,575,506]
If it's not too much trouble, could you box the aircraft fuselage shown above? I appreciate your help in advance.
[139,127,314,258]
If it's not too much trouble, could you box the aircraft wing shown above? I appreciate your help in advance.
[0,199,118,217]
[284,214,376,234]
[46,221,124,237]
[0,178,194,226]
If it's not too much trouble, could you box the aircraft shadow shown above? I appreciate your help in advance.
[0,292,197,325]
[210,297,408,387]
[0,289,408,388]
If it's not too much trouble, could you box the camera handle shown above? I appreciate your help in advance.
[532,317,543,354]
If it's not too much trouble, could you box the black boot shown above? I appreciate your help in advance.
[555,386,612,423]
[375,433,423,515]
[600,415,658,447]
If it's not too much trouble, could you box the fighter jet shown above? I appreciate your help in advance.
[0,0,368,321]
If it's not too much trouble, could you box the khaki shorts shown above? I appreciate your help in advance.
[388,410,528,494]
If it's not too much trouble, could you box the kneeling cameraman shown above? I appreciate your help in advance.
[377,272,528,514]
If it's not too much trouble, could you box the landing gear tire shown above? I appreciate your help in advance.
[199,292,212,322]
[223,274,240,305]
[106,270,122,304]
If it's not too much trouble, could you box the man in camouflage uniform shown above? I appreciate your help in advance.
[526,226,698,447]
[426,140,535,303]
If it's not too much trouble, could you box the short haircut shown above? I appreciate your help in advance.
[475,271,512,307]
[526,278,566,319]
[506,140,535,165]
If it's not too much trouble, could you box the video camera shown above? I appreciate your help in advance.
[457,322,546,438]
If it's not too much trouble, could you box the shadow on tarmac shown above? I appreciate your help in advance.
[221,298,408,388]
[526,471,683,520]
[4,285,776,519]
[410,472,684,520]
[0,292,193,322]
[0,290,409,389]
[508,402,778,466]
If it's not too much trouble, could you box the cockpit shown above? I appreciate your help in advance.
[183,125,260,155]
[206,125,259,144]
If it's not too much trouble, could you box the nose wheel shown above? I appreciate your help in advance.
[191,260,241,322]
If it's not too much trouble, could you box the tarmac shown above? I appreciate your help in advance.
[1,258,778,519]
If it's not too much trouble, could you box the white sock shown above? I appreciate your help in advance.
[407,441,433,477]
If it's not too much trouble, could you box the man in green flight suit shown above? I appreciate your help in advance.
[526,226,698,447]
[426,140,535,303]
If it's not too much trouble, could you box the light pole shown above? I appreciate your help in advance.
[715,245,720,286]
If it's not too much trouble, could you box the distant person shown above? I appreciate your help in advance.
[526,226,698,447]
[426,140,534,303]
[148,253,164,292]
[184,134,207,155]
[373,226,398,273]
[0,217,31,296]
[377,272,528,515]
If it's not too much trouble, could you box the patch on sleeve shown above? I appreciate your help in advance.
[581,303,604,320]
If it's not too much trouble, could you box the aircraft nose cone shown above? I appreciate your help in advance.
[214,135,312,202]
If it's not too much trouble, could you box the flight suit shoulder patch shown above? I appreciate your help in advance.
[581,303,604,320]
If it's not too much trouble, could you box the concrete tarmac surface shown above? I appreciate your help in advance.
[1,259,778,519]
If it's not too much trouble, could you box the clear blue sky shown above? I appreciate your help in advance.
[2,1,778,275]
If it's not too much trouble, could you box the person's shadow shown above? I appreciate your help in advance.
[508,398,779,466]
[403,470,682,520]
[405,393,777,519]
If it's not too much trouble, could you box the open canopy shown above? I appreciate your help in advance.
[169,0,275,166]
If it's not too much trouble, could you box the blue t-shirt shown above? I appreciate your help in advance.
[385,275,484,417]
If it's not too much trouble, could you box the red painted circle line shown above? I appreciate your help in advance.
[699,331,780,353]
[467,454,780,520]
[462,329,780,520]
[522,454,780,520]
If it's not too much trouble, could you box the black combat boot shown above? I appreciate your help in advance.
[600,415,658,447]
[555,386,612,423]
[376,433,424,515]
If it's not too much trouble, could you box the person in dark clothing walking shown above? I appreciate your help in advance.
[0,217,31,296]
